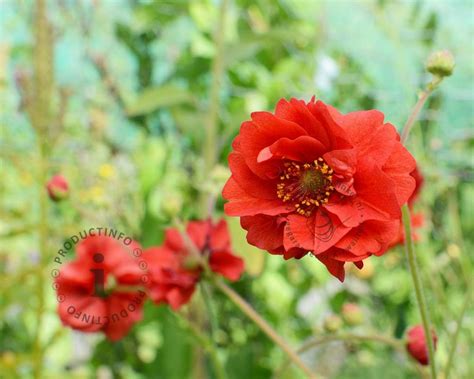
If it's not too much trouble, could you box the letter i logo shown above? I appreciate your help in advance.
[90,253,105,297]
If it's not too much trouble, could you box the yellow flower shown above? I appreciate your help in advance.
[98,164,115,179]
[89,186,105,202]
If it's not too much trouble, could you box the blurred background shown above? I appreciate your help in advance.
[0,0,473,378]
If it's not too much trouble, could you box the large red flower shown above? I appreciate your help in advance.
[223,97,416,281]
[143,219,245,310]
[55,235,146,341]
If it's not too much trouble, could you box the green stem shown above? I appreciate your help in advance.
[400,76,442,144]
[399,73,446,379]
[200,0,228,216]
[402,205,437,379]
[200,283,227,379]
[200,282,219,340]
[444,281,472,379]
[297,333,404,353]
[214,279,316,379]
[31,0,53,377]
[174,312,227,379]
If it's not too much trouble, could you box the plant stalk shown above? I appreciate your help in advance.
[402,205,437,379]
[200,0,228,216]
[31,0,53,377]
[214,279,316,379]
[175,312,227,379]
[399,74,446,379]
[444,281,472,379]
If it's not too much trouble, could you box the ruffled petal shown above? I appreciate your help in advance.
[223,177,291,217]
[240,215,285,251]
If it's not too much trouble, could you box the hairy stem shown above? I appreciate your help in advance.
[399,73,446,379]
[402,205,437,379]
[214,279,316,379]
[400,76,442,144]
[200,283,227,379]
[175,312,227,379]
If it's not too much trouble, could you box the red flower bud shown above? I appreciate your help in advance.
[46,175,69,201]
[406,325,437,365]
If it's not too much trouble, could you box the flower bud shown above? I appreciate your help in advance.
[161,193,183,218]
[46,175,69,201]
[406,325,437,365]
[342,303,364,326]
[323,314,343,333]
[426,50,455,77]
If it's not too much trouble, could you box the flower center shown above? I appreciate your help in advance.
[277,158,334,217]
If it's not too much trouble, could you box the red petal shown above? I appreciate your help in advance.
[275,98,331,147]
[210,219,231,251]
[307,101,352,150]
[315,252,346,282]
[229,152,279,199]
[209,251,244,281]
[167,286,196,310]
[223,177,291,217]
[327,106,384,145]
[187,221,210,251]
[164,228,184,252]
[323,149,357,196]
[334,219,399,256]
[354,158,402,219]
[238,113,308,178]
[383,143,417,206]
[103,292,144,341]
[284,210,351,253]
[240,215,285,251]
[258,135,326,163]
[57,291,106,332]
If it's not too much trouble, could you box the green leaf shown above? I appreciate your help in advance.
[226,216,266,277]
[126,85,194,116]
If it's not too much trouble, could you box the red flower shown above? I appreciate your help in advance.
[55,235,146,341]
[143,219,245,310]
[46,174,69,201]
[390,166,425,247]
[223,98,416,281]
[406,325,437,365]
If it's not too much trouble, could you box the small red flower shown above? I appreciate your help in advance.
[406,325,437,365]
[223,98,416,281]
[143,219,245,310]
[46,174,69,201]
[55,235,145,341]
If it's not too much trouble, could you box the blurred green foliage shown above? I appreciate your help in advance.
[0,0,473,378]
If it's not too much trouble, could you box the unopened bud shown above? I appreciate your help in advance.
[161,193,183,218]
[406,325,437,366]
[342,303,364,326]
[46,175,69,201]
[323,314,343,333]
[426,50,455,77]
